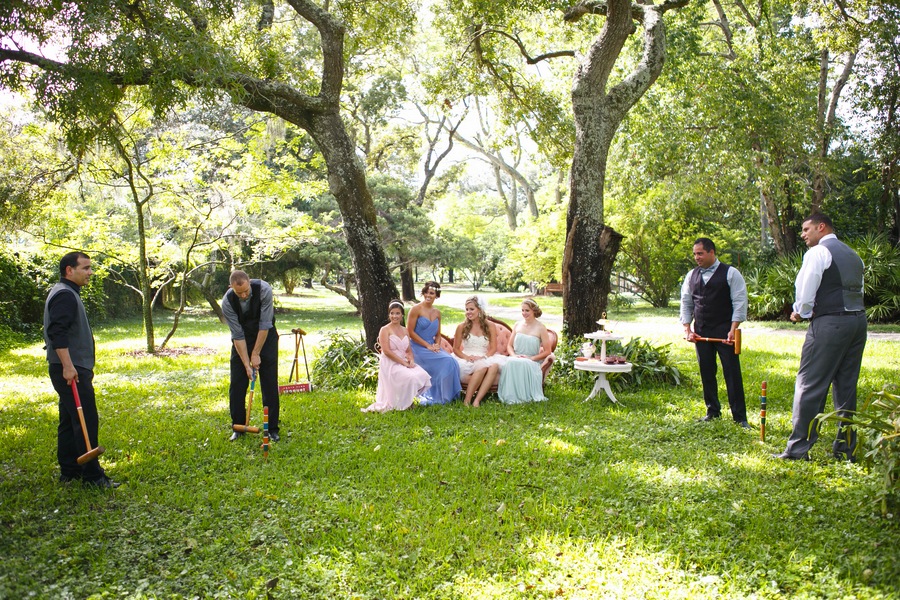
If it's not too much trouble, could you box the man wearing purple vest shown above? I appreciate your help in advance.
[774,214,866,461]
[222,270,281,442]
[680,238,750,428]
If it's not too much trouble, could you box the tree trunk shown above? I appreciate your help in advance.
[561,0,683,337]
[304,112,397,348]
[400,259,416,301]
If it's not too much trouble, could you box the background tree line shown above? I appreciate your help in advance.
[0,0,897,352]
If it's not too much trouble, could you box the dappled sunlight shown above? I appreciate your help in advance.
[449,533,726,599]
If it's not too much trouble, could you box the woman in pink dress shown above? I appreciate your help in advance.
[363,300,431,413]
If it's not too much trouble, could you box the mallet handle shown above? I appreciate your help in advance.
[71,380,105,464]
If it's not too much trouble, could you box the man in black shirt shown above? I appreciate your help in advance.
[43,252,119,488]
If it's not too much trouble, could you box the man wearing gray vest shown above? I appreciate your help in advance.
[774,213,867,461]
[44,252,119,488]
[222,270,281,442]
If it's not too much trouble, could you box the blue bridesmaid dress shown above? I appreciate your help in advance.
[410,317,461,405]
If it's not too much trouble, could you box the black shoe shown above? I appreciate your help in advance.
[771,452,810,461]
[85,476,121,489]
[229,431,244,441]
[698,415,720,422]
[833,450,857,463]
[736,421,753,429]
[269,431,280,442]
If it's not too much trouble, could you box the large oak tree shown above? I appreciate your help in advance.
[0,0,402,347]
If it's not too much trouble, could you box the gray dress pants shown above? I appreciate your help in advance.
[784,312,867,458]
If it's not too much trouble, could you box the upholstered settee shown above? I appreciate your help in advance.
[441,315,557,394]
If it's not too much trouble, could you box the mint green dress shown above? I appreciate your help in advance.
[497,333,547,404]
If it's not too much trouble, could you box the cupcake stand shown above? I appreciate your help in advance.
[574,325,632,405]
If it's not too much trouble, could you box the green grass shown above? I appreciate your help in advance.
[1,288,898,598]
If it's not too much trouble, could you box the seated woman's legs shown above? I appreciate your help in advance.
[464,368,487,406]
[473,364,499,407]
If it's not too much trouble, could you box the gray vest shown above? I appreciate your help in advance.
[814,238,865,316]
[44,283,95,370]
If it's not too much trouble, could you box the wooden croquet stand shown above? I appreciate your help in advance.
[279,328,313,394]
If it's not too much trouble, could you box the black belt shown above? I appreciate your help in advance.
[813,310,864,318]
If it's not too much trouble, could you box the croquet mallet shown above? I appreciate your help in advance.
[232,369,260,434]
[70,379,106,465]
[690,329,742,355]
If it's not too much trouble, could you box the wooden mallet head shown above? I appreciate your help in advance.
[733,329,742,355]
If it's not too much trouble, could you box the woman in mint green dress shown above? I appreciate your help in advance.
[498,298,552,404]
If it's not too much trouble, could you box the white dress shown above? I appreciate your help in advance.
[454,334,507,381]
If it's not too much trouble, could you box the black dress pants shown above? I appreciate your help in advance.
[229,329,280,433]
[49,364,106,481]
[695,338,747,422]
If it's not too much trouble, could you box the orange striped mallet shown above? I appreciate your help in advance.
[70,380,105,465]
[760,381,767,442]
[262,406,269,461]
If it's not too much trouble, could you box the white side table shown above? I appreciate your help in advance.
[583,331,623,362]
[573,359,632,404]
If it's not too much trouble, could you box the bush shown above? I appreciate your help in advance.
[855,233,900,323]
[0,251,43,334]
[746,251,803,320]
[310,330,380,391]
[549,333,681,391]
[816,387,900,516]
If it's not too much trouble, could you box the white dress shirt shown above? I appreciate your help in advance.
[792,233,836,318]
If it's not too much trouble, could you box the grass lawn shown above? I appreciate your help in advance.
[1,286,898,598]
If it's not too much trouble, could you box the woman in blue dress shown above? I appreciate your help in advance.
[407,281,461,405]
[498,298,552,404]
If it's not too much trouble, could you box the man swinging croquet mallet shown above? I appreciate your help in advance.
[222,271,281,442]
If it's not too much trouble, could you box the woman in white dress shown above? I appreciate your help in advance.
[452,296,505,407]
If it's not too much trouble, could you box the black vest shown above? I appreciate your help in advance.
[689,263,733,337]
[226,281,274,336]
[813,238,865,316]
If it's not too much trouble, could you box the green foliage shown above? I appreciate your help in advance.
[0,251,42,334]
[854,233,900,323]
[746,251,804,320]
[310,330,380,391]
[608,185,699,309]
[549,334,681,391]
[493,209,566,292]
[817,387,900,516]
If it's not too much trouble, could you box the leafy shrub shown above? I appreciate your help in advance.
[816,387,900,516]
[0,251,43,333]
[746,251,803,320]
[854,233,900,323]
[0,323,28,352]
[549,333,681,391]
[310,330,379,391]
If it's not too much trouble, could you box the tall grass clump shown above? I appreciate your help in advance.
[817,386,900,516]
[310,330,379,390]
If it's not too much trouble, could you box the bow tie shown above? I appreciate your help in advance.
[700,266,717,274]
